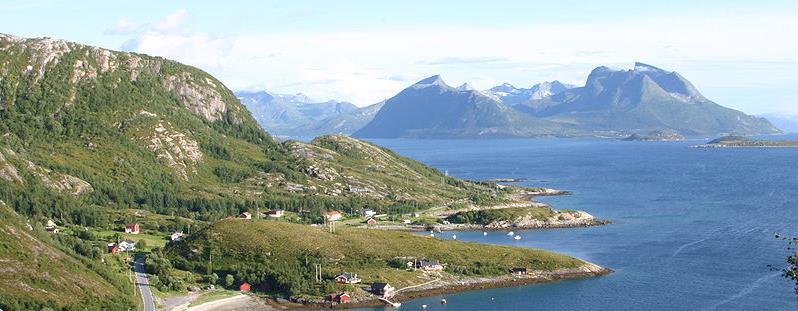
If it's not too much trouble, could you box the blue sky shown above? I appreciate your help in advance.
[3,0,798,114]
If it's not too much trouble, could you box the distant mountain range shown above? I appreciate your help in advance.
[758,114,798,133]
[241,62,779,138]
[236,91,382,137]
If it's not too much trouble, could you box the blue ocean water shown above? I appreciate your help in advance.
[354,136,798,311]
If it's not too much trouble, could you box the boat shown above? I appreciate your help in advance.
[483,231,488,236]
[452,234,457,240]
[441,298,448,304]
[514,235,521,240]
[507,231,514,236]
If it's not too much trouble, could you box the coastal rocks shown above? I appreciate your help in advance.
[162,72,229,123]
[143,122,203,180]
[485,210,601,230]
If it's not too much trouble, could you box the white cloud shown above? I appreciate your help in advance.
[104,18,144,35]
[152,9,189,34]
[115,11,798,113]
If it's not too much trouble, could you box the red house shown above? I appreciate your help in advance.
[365,218,377,225]
[239,282,251,292]
[124,223,140,234]
[337,293,351,303]
[107,243,120,254]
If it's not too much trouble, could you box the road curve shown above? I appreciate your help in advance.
[134,256,156,311]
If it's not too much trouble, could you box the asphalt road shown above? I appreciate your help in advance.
[134,256,156,311]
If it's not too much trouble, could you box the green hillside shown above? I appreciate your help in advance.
[0,202,136,310]
[0,33,501,224]
[0,34,514,308]
[166,218,586,297]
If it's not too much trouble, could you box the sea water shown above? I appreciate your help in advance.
[353,135,798,311]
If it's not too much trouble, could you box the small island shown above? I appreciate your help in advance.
[693,135,798,148]
[622,130,685,141]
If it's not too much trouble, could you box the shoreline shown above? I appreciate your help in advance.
[284,263,612,309]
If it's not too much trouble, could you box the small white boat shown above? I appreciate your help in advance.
[507,231,515,236]
[430,233,435,237]
[422,304,427,309]
[452,235,457,240]
[483,231,488,236]
[441,298,448,304]
[514,235,521,240]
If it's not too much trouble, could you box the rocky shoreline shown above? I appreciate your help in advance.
[266,263,612,309]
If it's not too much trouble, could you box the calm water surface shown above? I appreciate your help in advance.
[351,136,798,311]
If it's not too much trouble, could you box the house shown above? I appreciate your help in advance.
[416,259,444,271]
[511,268,528,275]
[239,282,251,292]
[124,223,140,234]
[170,231,184,241]
[337,293,351,303]
[119,240,136,252]
[239,211,252,219]
[365,218,377,226]
[359,208,376,217]
[267,209,285,218]
[44,219,58,233]
[107,243,120,254]
[325,211,342,221]
[335,272,361,284]
[403,219,412,224]
[371,282,394,296]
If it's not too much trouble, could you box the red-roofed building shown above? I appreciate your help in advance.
[337,293,351,303]
[124,223,140,234]
[239,282,251,292]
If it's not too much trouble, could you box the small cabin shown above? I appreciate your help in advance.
[267,209,285,218]
[365,218,377,225]
[44,219,58,233]
[239,282,251,292]
[335,272,361,284]
[170,231,184,241]
[511,267,528,275]
[360,208,376,217]
[417,259,444,271]
[337,293,351,303]
[119,240,136,252]
[239,211,252,219]
[371,282,394,296]
[124,223,140,234]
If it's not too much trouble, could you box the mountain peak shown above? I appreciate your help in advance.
[488,82,518,93]
[412,75,447,88]
[633,62,667,73]
[456,83,476,91]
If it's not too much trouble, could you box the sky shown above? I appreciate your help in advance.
[2,0,798,114]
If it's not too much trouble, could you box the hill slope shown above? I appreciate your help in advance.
[0,34,504,220]
[521,62,778,136]
[0,202,135,310]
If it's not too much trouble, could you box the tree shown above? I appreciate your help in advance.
[137,239,148,250]
[224,274,234,288]
[207,273,219,285]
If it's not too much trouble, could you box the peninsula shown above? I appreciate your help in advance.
[693,135,798,148]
